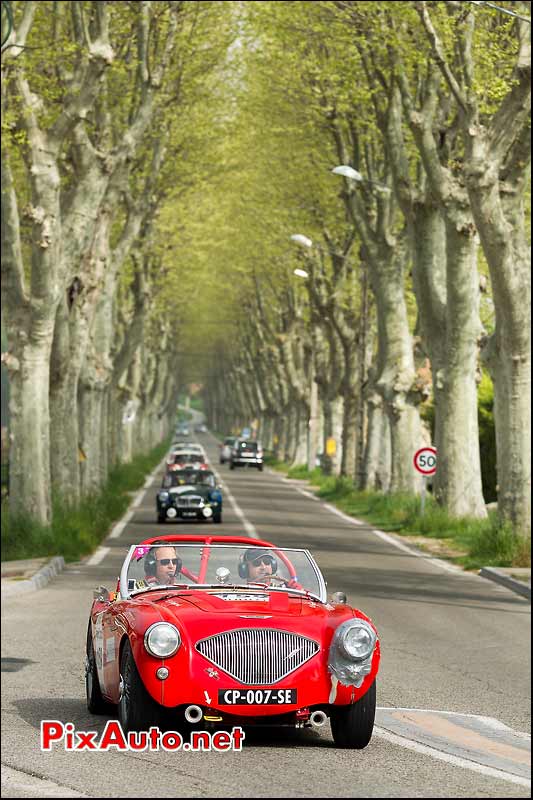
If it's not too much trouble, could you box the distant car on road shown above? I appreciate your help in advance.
[230,439,264,471]
[169,443,207,458]
[167,452,208,472]
[194,423,208,433]
[219,436,238,464]
[156,470,222,523]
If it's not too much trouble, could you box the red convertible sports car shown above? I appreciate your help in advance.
[86,534,380,748]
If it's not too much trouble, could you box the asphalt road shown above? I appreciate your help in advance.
[1,427,530,798]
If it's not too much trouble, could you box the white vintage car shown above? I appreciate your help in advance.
[219,436,237,464]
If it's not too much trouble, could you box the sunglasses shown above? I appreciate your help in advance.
[251,556,273,567]
[157,558,179,566]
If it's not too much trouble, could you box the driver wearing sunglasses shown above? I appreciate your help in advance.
[145,545,182,585]
[240,548,277,584]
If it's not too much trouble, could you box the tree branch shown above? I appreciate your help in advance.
[415,1,468,115]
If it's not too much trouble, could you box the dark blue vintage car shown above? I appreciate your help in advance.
[156,469,223,524]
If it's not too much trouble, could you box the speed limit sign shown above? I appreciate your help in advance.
[413,447,437,475]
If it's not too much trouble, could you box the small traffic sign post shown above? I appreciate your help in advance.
[413,447,437,515]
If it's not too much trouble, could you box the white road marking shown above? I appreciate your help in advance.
[373,726,531,789]
[295,487,320,502]
[323,502,363,524]
[379,707,531,735]
[211,465,258,538]
[109,511,133,539]
[268,468,472,577]
[372,529,466,575]
[108,457,166,540]
[86,546,110,566]
[131,490,144,508]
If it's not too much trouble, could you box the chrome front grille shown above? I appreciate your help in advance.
[176,496,203,508]
[196,628,320,685]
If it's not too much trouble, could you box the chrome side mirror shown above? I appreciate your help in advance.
[331,591,347,605]
[215,567,231,584]
[93,586,110,602]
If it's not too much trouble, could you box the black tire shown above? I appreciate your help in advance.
[230,462,235,470]
[118,640,163,733]
[86,622,111,714]
[213,512,222,524]
[330,680,376,749]
[157,514,165,524]
[258,464,264,472]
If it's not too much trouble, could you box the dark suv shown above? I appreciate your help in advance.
[229,439,264,471]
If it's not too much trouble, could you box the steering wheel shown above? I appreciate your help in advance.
[266,575,290,586]
[248,575,288,588]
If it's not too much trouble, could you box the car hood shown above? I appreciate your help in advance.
[120,590,358,660]
[171,590,304,615]
[145,589,355,641]
[167,486,210,497]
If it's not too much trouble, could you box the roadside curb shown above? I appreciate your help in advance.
[1,556,65,598]
[479,567,531,601]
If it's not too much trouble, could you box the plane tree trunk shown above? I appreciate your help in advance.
[1,3,113,522]
[397,62,487,518]
[416,3,531,534]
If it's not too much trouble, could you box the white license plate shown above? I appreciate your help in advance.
[218,689,296,705]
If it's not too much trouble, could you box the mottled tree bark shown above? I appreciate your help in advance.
[417,3,531,533]
[1,3,113,522]
[397,63,487,518]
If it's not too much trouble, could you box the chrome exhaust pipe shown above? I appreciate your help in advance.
[184,705,203,723]
[309,710,328,728]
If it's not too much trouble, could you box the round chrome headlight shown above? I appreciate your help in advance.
[144,623,181,658]
[339,620,376,661]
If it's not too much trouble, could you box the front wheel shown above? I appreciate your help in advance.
[157,514,165,524]
[330,680,376,749]
[257,464,264,472]
[118,640,163,733]
[213,512,222,523]
[229,462,235,470]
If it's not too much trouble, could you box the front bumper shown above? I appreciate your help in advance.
[157,503,220,520]
[137,646,374,717]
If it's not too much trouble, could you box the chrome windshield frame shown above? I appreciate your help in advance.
[119,543,327,602]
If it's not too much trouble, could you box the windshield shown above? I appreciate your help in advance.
[162,471,216,488]
[172,453,204,463]
[237,440,257,451]
[120,543,325,601]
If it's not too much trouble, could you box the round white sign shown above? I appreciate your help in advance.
[413,447,437,475]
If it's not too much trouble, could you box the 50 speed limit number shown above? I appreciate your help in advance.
[413,447,437,476]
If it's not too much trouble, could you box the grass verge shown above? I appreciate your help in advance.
[266,460,530,572]
[1,439,171,563]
